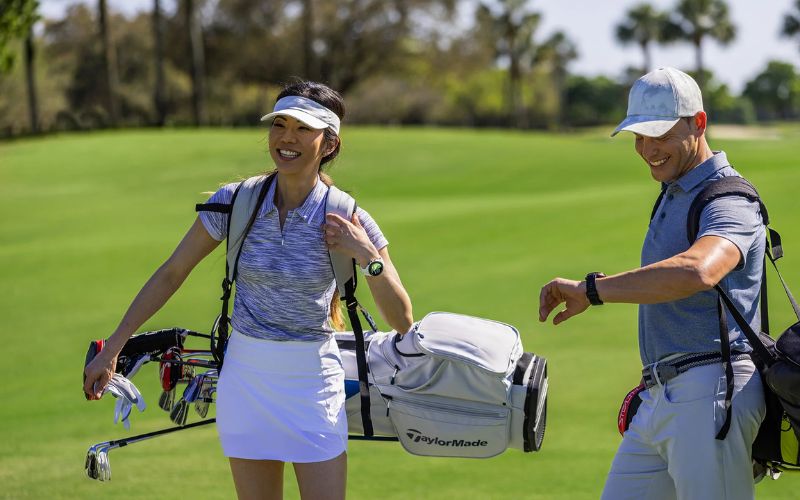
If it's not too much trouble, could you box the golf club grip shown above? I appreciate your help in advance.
[119,328,186,357]
[111,418,217,447]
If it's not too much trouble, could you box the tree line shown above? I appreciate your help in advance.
[1,0,800,137]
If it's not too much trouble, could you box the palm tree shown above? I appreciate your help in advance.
[301,0,314,78]
[477,0,541,128]
[186,0,207,126]
[153,0,166,126]
[782,0,800,51]
[24,23,39,133]
[98,0,119,126]
[534,31,577,129]
[615,3,676,73]
[1,0,41,133]
[670,0,736,91]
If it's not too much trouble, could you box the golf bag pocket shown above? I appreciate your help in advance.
[369,312,521,406]
[387,396,510,458]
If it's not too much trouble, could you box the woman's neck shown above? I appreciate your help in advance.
[274,172,319,211]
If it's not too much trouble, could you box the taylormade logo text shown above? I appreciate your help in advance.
[405,429,488,447]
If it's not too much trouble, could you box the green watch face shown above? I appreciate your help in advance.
[367,260,384,276]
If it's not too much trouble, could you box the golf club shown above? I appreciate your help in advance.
[85,419,216,481]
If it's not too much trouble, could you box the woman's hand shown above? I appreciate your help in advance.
[83,348,118,400]
[323,212,379,267]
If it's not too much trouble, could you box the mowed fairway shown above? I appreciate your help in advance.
[1,125,798,499]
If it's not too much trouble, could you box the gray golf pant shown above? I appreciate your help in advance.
[601,359,765,500]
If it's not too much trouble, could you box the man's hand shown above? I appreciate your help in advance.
[539,278,590,325]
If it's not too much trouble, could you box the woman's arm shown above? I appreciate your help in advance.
[324,213,414,334]
[83,218,221,399]
[361,246,414,334]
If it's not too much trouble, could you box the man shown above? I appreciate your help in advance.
[539,67,766,499]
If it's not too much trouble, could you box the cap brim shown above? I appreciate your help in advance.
[260,109,329,130]
[611,115,680,138]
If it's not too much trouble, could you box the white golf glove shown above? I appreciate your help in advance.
[105,373,146,429]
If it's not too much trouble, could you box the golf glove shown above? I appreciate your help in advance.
[105,374,146,429]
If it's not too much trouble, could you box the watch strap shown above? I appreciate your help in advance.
[585,272,606,305]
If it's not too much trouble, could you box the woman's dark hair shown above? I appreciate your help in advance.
[276,81,345,167]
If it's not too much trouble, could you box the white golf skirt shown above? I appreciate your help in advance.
[216,329,348,462]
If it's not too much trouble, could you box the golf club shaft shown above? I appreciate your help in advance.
[109,418,216,447]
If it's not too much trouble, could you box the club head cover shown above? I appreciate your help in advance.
[617,382,646,436]
[83,339,104,400]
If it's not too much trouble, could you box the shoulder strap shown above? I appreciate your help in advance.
[325,185,375,437]
[206,175,273,367]
[686,176,767,245]
[649,185,667,222]
[228,175,274,283]
[325,185,357,296]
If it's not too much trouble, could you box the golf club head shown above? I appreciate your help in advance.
[194,376,216,418]
[170,398,189,426]
[85,442,112,481]
[158,387,176,412]
[183,374,203,403]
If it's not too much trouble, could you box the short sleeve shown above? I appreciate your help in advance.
[198,183,238,241]
[356,207,389,251]
[697,196,763,269]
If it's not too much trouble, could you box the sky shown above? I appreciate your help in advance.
[39,0,800,94]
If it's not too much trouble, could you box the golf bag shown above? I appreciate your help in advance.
[337,311,548,457]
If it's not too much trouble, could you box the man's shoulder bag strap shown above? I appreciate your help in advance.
[684,175,800,439]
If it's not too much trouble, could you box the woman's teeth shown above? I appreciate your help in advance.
[279,149,300,159]
[650,157,667,167]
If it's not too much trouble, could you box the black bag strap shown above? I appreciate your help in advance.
[682,176,770,440]
[649,184,667,222]
[715,294,735,439]
[686,176,767,244]
[195,176,274,367]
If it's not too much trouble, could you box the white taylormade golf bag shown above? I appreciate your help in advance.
[337,312,548,458]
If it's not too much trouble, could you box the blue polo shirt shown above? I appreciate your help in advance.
[639,151,765,365]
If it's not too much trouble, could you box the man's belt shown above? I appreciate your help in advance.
[642,352,752,389]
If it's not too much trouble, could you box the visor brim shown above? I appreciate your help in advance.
[260,109,329,130]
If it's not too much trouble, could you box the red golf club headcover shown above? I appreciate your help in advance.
[83,339,105,400]
[617,382,645,436]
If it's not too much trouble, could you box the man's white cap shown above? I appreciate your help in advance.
[260,95,341,135]
[611,67,703,137]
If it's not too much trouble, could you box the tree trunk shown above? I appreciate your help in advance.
[302,0,314,79]
[98,0,119,126]
[24,27,39,134]
[641,41,651,74]
[186,0,207,126]
[153,0,166,126]
[694,35,705,91]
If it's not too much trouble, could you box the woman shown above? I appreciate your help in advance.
[83,81,414,499]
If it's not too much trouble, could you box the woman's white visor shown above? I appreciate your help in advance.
[260,96,340,135]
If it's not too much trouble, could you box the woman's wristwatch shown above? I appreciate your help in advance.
[585,272,606,305]
[360,257,385,277]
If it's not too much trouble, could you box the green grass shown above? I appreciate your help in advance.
[1,125,799,498]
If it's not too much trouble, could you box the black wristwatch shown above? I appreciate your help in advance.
[585,272,606,306]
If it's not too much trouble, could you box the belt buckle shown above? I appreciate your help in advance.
[643,361,679,388]
[655,363,678,385]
